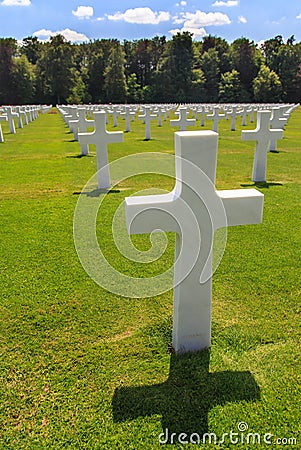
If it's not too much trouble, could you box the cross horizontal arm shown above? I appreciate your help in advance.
[125,192,180,234]
[78,131,97,146]
[218,189,264,226]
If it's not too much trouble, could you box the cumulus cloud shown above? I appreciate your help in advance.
[1,0,30,5]
[212,1,238,6]
[297,13,301,19]
[174,10,231,27]
[176,1,187,5]
[238,15,247,24]
[257,40,265,49]
[170,10,230,39]
[33,28,89,43]
[107,7,170,25]
[169,26,207,39]
[72,6,93,20]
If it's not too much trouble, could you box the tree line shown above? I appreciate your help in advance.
[0,32,301,105]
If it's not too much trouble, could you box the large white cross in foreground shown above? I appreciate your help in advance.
[125,131,264,353]
[78,111,123,189]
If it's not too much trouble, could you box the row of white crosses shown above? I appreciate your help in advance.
[58,102,297,141]
[59,102,297,185]
[61,102,299,353]
[0,105,49,143]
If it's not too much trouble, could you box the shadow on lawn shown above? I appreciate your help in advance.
[66,154,94,159]
[112,349,260,440]
[73,188,120,196]
[241,181,283,189]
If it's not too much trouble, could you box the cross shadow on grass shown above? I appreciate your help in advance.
[73,188,120,196]
[112,349,260,441]
[241,181,283,189]
[66,154,94,159]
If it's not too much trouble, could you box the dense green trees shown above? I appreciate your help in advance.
[0,33,301,104]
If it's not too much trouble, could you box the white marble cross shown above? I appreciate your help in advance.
[138,106,157,140]
[120,106,135,132]
[228,106,242,131]
[125,130,264,353]
[77,107,94,155]
[207,106,225,132]
[0,112,7,142]
[242,110,283,182]
[198,105,206,127]
[156,106,165,127]
[78,111,123,189]
[269,107,287,151]
[4,107,17,134]
[170,107,196,131]
[19,107,28,126]
[25,107,32,123]
[241,106,251,126]
[112,106,121,127]
[15,107,23,129]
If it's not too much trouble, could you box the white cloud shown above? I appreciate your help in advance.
[169,26,207,39]
[170,10,230,40]
[238,15,247,24]
[174,10,231,27]
[33,28,89,43]
[296,13,301,19]
[172,15,185,25]
[72,6,93,20]
[212,1,238,6]
[257,40,265,49]
[1,0,30,5]
[107,7,170,25]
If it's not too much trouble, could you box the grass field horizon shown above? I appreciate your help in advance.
[0,106,300,449]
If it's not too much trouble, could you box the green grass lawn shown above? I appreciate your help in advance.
[0,107,300,449]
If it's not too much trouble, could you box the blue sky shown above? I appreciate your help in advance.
[1,0,301,44]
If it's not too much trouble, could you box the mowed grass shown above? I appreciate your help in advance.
[0,106,300,449]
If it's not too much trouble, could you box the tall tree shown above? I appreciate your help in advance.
[275,44,301,102]
[200,48,220,102]
[103,41,127,103]
[260,35,284,71]
[219,69,242,103]
[0,38,17,104]
[201,35,231,73]
[11,55,35,104]
[157,32,195,102]
[230,38,262,100]
[253,65,282,102]
[20,36,42,65]
[35,35,75,104]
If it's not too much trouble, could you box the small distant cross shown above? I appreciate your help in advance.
[138,106,157,140]
[120,106,135,132]
[170,107,196,131]
[207,106,225,132]
[78,107,94,155]
[269,107,287,151]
